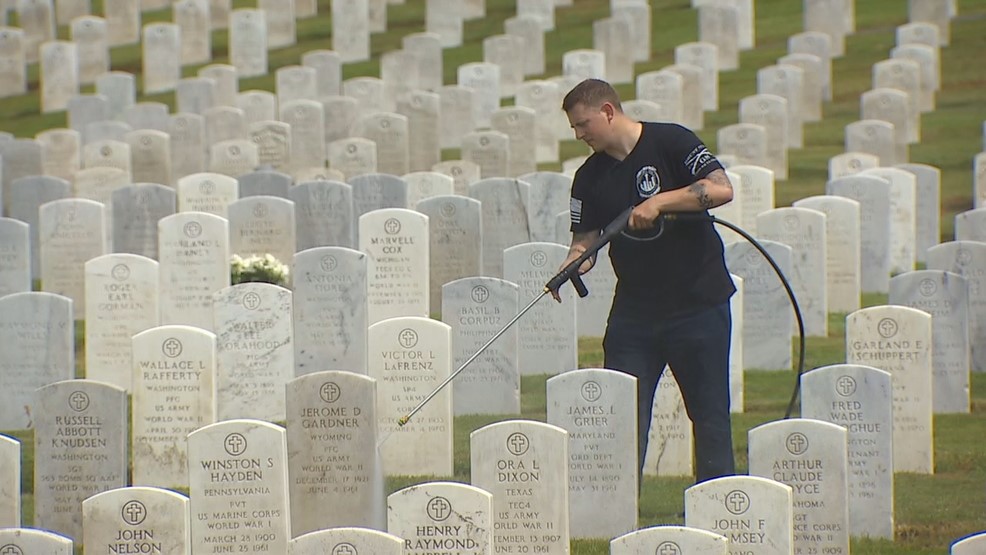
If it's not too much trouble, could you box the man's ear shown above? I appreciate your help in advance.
[601,102,616,122]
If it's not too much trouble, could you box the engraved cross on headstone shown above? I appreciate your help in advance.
[124,501,145,523]
[509,433,528,454]
[163,338,182,357]
[225,434,245,454]
[428,497,451,521]
[837,376,855,396]
[1,546,24,555]
[788,434,807,453]
[727,491,748,513]
[658,543,681,555]
[69,392,88,411]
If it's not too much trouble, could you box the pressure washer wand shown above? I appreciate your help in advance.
[389,205,637,433]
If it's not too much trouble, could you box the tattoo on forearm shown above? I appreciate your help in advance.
[689,182,714,209]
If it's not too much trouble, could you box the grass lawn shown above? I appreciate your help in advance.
[2,0,985,553]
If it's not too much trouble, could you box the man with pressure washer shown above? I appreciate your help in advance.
[551,78,737,485]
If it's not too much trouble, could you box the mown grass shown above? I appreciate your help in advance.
[2,0,985,553]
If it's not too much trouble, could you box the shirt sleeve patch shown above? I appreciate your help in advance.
[684,145,717,176]
[570,197,583,225]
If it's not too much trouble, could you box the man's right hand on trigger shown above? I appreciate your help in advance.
[550,249,593,302]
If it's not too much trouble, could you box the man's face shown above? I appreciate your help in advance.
[566,102,612,152]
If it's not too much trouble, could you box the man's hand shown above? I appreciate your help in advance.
[550,231,599,301]
[628,196,662,230]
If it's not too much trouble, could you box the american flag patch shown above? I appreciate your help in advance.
[570,198,583,224]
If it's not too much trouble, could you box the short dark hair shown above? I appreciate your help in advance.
[561,78,623,113]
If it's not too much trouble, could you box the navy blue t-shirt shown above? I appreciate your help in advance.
[569,122,735,315]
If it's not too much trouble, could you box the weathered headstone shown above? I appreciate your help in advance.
[328,137,377,181]
[793,195,861,313]
[158,212,230,330]
[173,0,211,66]
[642,367,693,477]
[71,16,109,85]
[801,364,894,539]
[738,94,789,180]
[213,283,293,422]
[291,244,367,371]
[804,0,846,56]
[415,195,481,315]
[388,482,493,553]
[491,107,537,178]
[95,71,135,119]
[289,528,403,554]
[441,273,520,415]
[228,196,296,278]
[37,128,81,181]
[897,163,941,262]
[826,175,892,294]
[359,208,429,323]
[229,9,267,78]
[846,305,933,473]
[698,3,739,70]
[82,486,190,554]
[40,198,106,319]
[354,112,410,177]
[368,316,453,476]
[828,151,880,180]
[684,475,794,555]
[725,240,793,370]
[927,241,986,374]
[457,62,501,128]
[112,183,176,259]
[611,526,728,555]
[332,0,369,62]
[104,0,139,46]
[717,123,768,168]
[7,175,71,278]
[301,49,342,98]
[859,167,917,275]
[0,27,27,98]
[0,218,30,297]
[209,139,259,177]
[84,253,159,391]
[547,368,637,539]
[758,64,805,149]
[141,24,179,94]
[199,63,239,107]
[515,80,563,162]
[404,171,454,208]
[469,178,530,277]
[0,529,73,551]
[187,420,290,554]
[0,434,19,527]
[34,379,127,540]
[397,90,441,174]
[433,160,481,196]
[860,89,911,163]
[593,17,633,84]
[170,113,207,180]
[287,371,382,534]
[748,419,850,555]
[40,41,79,113]
[462,130,510,181]
[470,420,570,555]
[177,172,238,218]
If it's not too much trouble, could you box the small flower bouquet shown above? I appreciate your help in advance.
[230,254,290,286]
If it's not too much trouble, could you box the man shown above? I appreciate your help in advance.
[551,78,736,484]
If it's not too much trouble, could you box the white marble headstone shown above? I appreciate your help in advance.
[684,475,794,555]
[82,486,190,554]
[828,151,880,181]
[142,24,179,94]
[0,218,30,297]
[40,41,79,113]
[228,196,296,276]
[332,0,369,62]
[0,434,19,527]
[388,482,492,553]
[289,528,403,554]
[158,212,230,330]
[738,94,788,180]
[611,526,728,555]
[725,240,793,370]
[793,195,861,313]
[826,175,892,294]
[40,198,106,319]
[643,367,694,477]
[0,529,73,552]
[926,241,986,374]
[359,208,429,324]
[396,90,441,174]
[469,178,531,278]
[229,9,267,78]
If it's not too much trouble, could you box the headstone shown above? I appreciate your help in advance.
[328,137,377,180]
[684,475,794,555]
[425,0,462,47]
[1,139,44,206]
[290,180,354,249]
[642,367,693,477]
[908,0,950,44]
[927,241,986,374]
[331,0,368,62]
[469,178,530,277]
[279,99,325,173]
[322,95,360,144]
[0,528,73,551]
[457,63,500,128]
[725,240,793,370]
[259,0,295,48]
[37,128,81,181]
[415,194,480,311]
[897,163,941,262]
[292,247,367,374]
[441,277,519,416]
[177,172,237,218]
[0,434,19,526]
[845,119,898,166]
[872,59,922,141]
[748,419,850,555]
[953,533,986,555]
[594,17,633,84]
[344,76,391,116]
[0,27,27,98]
[698,3,739,70]
[187,420,290,554]
[0,292,74,429]
[515,80,563,162]
[301,49,342,98]
[158,212,230,330]
[891,43,939,111]
[800,364,894,539]
[434,160,481,196]
[249,120,291,170]
[170,113,207,180]
[6,176,70,279]
[729,275,745,413]
[562,48,606,81]
[204,105,248,147]
[610,526,728,555]
[674,42,723,112]
[287,371,382,534]
[758,64,805,149]
[71,16,109,85]
[368,316,453,476]
[141,24,179,94]
[955,208,986,242]
[505,16,545,77]
[792,195,861,313]
[388,482,493,553]
[729,164,776,239]
[828,151,880,180]
[491,107,537,178]
[354,112,410,177]
[717,123,768,168]
[359,208,428,323]
[896,21,940,48]
[547,368,637,539]
[104,0,139,46]
[859,167,917,275]
[293,167,345,185]
[521,171,570,244]
[213,283,293,422]
[209,0,229,29]
[846,305,933,473]
[738,94,788,179]
[890,270,970,413]
[403,32,443,91]
[18,0,55,64]
[172,0,210,66]
[977,152,986,208]
[40,41,79,113]
[126,129,172,186]
[860,89,910,163]
[228,196,296,282]
[229,9,267,78]
[40,198,106,318]
[397,90,441,173]
[470,420,569,554]
[177,75,219,117]
[438,85,477,150]
[199,64,239,107]
[84,253,158,392]
[0,218,30,297]
[237,169,291,199]
[613,2,652,62]
[380,50,417,106]
[804,0,846,56]
[289,528,403,554]
[403,171,454,208]
[826,175,892,294]
[462,130,510,180]
[349,173,408,242]
[82,487,190,554]
[756,207,828,337]
[517,0,553,30]
[111,183,176,259]
[778,52,825,122]
[95,71,135,119]
[34,379,127,540]
[209,139,259,177]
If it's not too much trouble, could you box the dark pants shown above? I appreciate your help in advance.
[603,295,735,484]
